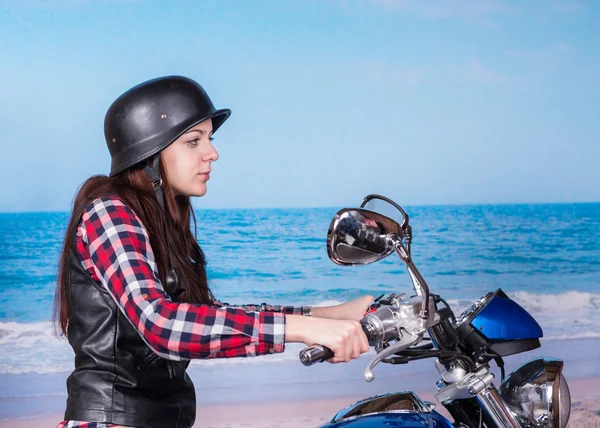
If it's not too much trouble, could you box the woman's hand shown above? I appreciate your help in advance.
[312,295,375,321]
[285,315,369,363]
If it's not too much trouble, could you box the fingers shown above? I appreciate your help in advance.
[327,320,369,364]
[351,321,363,359]
[300,316,371,364]
[328,322,353,363]
[360,326,370,353]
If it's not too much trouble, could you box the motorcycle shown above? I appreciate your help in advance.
[299,194,572,428]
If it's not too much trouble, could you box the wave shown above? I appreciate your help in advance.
[444,290,600,314]
[1,290,598,374]
[511,290,600,312]
[544,331,600,341]
[0,321,72,374]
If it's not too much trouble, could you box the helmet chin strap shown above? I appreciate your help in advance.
[143,154,184,301]
[143,154,165,212]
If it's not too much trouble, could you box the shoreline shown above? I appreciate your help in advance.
[2,377,599,427]
[2,338,600,426]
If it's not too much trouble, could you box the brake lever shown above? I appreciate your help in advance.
[394,343,435,355]
[364,333,423,382]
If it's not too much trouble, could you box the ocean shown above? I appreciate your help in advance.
[1,202,600,419]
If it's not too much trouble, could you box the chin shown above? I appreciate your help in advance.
[176,183,207,198]
[190,185,208,197]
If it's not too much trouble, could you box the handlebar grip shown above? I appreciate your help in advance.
[299,345,335,366]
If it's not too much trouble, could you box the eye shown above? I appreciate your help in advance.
[188,138,199,146]
[209,136,214,142]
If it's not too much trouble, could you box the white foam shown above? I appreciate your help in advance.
[0,321,73,374]
[444,291,600,316]
[544,331,600,341]
[1,291,598,374]
[512,290,600,313]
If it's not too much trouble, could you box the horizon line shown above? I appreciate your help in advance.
[2,199,600,215]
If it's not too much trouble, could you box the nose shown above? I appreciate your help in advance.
[204,140,219,162]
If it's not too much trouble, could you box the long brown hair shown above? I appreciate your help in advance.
[53,156,213,336]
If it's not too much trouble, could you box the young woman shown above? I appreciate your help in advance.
[54,75,372,428]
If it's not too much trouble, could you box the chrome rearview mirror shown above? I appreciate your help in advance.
[327,208,403,266]
[327,195,432,328]
[360,194,408,230]
[361,194,412,256]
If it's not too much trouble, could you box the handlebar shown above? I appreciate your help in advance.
[299,344,335,366]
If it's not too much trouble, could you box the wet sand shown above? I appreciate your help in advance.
[2,378,599,427]
[2,339,600,427]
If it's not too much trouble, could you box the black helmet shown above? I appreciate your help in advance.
[104,75,231,177]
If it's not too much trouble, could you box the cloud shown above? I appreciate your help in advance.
[446,59,510,84]
[366,0,518,25]
[506,43,572,60]
[362,60,424,85]
[554,0,586,14]
[362,0,587,24]
[0,0,139,8]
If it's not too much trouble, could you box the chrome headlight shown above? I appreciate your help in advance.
[499,357,571,427]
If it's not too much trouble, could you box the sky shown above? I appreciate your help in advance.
[0,0,598,212]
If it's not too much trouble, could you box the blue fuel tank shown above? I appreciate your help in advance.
[318,392,454,428]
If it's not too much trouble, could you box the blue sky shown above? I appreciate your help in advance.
[0,0,598,211]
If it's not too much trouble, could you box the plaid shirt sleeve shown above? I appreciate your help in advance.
[77,195,286,361]
[212,299,305,315]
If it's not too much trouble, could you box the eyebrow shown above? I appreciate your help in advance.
[185,129,213,137]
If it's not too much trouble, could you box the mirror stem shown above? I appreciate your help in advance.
[407,269,422,297]
[391,238,430,327]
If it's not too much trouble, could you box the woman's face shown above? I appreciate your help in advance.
[161,118,219,197]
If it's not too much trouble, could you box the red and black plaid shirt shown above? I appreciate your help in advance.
[57,195,304,428]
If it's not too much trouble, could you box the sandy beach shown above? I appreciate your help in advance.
[2,377,599,427]
[1,339,599,427]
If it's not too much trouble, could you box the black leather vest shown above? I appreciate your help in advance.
[64,242,196,428]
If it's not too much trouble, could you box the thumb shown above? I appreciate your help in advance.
[361,295,375,307]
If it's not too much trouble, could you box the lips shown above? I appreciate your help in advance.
[198,172,211,181]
